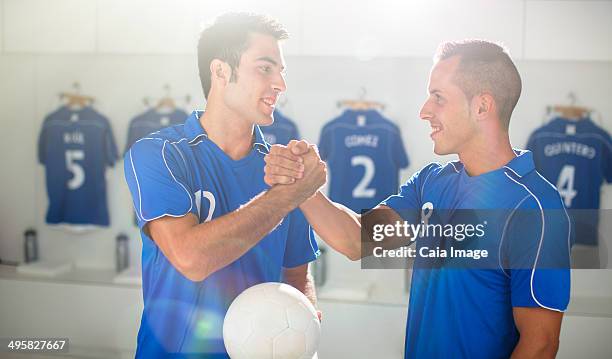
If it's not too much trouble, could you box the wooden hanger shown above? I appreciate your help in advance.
[143,84,190,112]
[549,92,590,120]
[337,87,385,111]
[59,82,94,109]
[156,84,176,111]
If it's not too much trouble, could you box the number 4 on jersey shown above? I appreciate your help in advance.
[556,165,577,207]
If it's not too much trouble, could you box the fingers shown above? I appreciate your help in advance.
[288,140,310,156]
[264,174,296,186]
[264,161,303,181]
[269,144,303,163]
[264,152,305,175]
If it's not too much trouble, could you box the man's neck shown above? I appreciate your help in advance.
[458,134,516,177]
[199,105,254,161]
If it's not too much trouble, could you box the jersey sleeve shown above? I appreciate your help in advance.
[37,121,47,164]
[317,125,333,161]
[282,209,320,268]
[503,198,571,311]
[123,138,193,229]
[380,164,435,224]
[391,129,409,169]
[104,120,119,167]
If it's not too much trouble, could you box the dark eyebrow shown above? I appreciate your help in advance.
[256,56,285,71]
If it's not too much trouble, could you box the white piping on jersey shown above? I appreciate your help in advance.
[529,132,612,152]
[128,150,144,223]
[534,171,573,267]
[171,142,190,170]
[448,162,460,173]
[419,165,439,199]
[503,168,564,312]
[128,140,194,222]
[498,195,531,278]
[505,166,572,266]
[160,140,193,216]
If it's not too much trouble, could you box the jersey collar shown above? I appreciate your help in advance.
[450,149,535,178]
[184,110,270,153]
[503,149,536,178]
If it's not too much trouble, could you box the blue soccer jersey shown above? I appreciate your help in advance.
[527,117,612,245]
[124,111,319,358]
[382,150,571,359]
[319,109,409,213]
[124,108,188,153]
[37,106,118,226]
[260,110,300,145]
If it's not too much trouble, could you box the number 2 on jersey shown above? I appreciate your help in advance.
[556,165,577,207]
[351,155,376,198]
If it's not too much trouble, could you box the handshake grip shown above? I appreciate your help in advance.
[264,140,327,204]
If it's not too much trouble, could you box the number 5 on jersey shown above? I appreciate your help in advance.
[65,149,85,190]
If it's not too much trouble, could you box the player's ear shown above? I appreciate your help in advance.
[210,59,232,86]
[473,93,495,121]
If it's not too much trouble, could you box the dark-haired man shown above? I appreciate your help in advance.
[124,13,325,357]
[265,40,571,358]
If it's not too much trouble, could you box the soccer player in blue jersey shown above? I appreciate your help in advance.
[265,40,571,358]
[124,13,325,358]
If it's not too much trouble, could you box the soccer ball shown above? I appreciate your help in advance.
[223,282,321,359]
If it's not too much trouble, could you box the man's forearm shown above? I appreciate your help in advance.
[284,267,317,308]
[178,185,301,280]
[299,191,362,260]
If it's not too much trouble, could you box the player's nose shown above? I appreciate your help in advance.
[419,101,433,121]
[272,72,287,93]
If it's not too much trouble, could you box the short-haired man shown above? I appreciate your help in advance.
[124,13,325,357]
[266,40,571,358]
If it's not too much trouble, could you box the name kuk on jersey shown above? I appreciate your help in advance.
[63,130,84,145]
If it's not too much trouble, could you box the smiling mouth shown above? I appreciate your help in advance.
[430,124,442,137]
[261,98,276,109]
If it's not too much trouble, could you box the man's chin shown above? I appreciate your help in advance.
[254,113,274,127]
[432,144,444,155]
[433,144,453,156]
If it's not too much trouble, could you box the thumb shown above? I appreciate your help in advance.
[289,140,309,156]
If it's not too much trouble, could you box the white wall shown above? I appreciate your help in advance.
[0,0,611,292]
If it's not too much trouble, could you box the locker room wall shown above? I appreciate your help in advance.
[0,0,611,298]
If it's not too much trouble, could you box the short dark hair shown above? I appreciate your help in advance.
[434,39,522,128]
[197,12,288,100]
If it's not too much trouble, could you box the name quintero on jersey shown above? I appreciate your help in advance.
[544,141,597,159]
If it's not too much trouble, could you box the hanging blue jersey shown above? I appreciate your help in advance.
[124,108,188,153]
[260,110,300,145]
[319,109,409,213]
[382,150,571,359]
[37,106,118,226]
[527,117,612,245]
[124,111,319,358]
